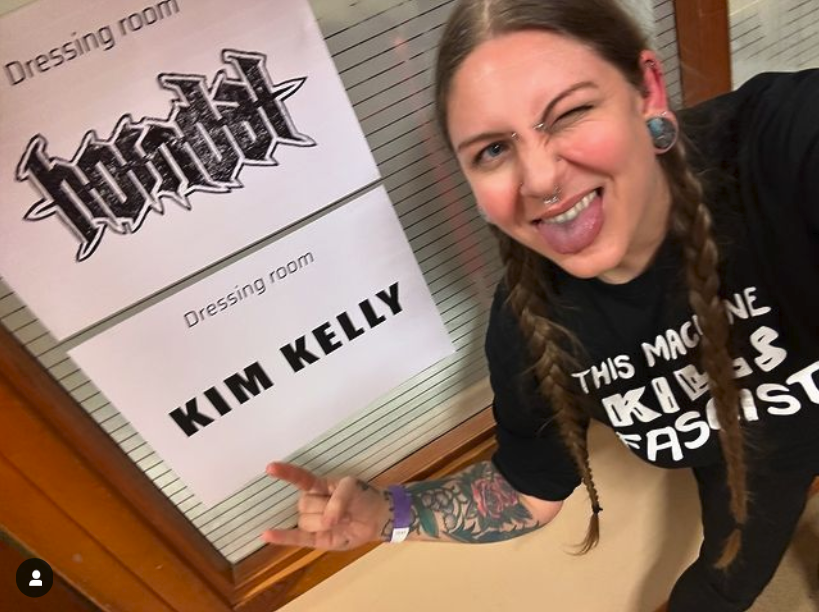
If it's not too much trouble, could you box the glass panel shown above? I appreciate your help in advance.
[730,0,819,87]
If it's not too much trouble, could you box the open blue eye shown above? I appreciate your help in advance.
[475,142,508,165]
[485,143,505,157]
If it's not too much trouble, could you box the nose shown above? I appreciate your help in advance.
[517,138,562,201]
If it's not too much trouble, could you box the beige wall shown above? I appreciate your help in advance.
[280,424,704,612]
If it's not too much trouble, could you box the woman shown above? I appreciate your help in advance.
[262,1,819,609]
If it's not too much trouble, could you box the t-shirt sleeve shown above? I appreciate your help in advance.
[686,70,819,347]
[485,283,582,501]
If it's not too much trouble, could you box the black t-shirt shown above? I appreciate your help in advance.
[487,70,819,502]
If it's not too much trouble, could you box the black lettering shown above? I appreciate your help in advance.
[76,136,154,231]
[98,26,115,51]
[112,117,172,202]
[128,13,143,31]
[224,361,274,403]
[48,48,64,68]
[157,0,180,19]
[337,312,365,341]
[169,398,214,437]
[139,120,219,195]
[360,299,386,328]
[16,136,107,261]
[62,41,78,62]
[161,75,242,187]
[375,282,402,315]
[313,322,343,355]
[35,54,49,72]
[143,7,159,25]
[280,336,321,373]
[16,50,314,260]
[4,61,26,85]
[204,387,233,415]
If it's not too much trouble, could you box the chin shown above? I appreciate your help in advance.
[547,242,628,281]
[554,259,607,280]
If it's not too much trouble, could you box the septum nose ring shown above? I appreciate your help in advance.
[543,187,561,206]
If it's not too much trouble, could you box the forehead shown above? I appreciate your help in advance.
[446,30,618,135]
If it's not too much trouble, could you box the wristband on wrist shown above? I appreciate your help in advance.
[388,485,412,543]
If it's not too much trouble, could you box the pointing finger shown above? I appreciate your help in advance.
[266,462,331,495]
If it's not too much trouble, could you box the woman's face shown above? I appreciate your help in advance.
[446,30,673,283]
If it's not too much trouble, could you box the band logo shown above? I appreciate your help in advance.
[15,49,315,262]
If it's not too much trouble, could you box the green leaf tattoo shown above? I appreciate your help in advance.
[405,461,543,543]
[418,507,440,538]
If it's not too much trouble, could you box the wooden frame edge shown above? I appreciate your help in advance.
[673,0,732,106]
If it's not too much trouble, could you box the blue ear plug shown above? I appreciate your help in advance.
[647,114,678,153]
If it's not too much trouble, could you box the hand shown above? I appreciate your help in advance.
[260,462,393,551]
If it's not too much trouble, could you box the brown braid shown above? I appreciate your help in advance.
[499,231,603,553]
[662,143,748,568]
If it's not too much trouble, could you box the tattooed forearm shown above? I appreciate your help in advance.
[404,461,544,543]
[379,488,394,540]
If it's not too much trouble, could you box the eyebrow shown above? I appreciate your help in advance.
[454,81,599,153]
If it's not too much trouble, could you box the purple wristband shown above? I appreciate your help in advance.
[388,485,411,543]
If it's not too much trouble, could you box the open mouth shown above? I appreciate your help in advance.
[533,188,604,255]
[536,188,601,226]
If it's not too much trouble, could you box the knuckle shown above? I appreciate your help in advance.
[339,475,357,489]
[297,515,319,533]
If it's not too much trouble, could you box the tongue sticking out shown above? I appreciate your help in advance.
[536,193,603,254]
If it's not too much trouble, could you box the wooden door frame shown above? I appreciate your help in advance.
[673,0,733,105]
[0,3,733,610]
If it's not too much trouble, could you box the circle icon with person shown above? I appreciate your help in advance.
[15,558,53,597]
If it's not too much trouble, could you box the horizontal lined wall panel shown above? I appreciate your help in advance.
[1,0,682,564]
[730,0,819,88]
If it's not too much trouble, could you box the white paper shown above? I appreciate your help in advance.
[0,0,378,340]
[69,187,454,506]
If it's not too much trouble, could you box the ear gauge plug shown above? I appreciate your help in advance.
[647,111,678,153]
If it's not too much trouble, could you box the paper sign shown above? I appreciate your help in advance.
[69,187,453,506]
[0,0,378,340]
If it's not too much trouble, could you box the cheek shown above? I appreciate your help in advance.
[563,121,635,171]
[469,173,520,219]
